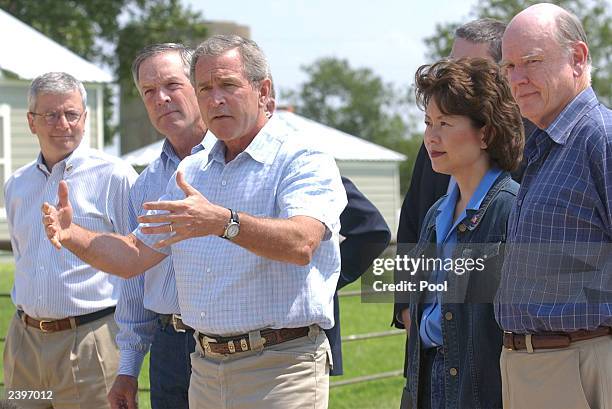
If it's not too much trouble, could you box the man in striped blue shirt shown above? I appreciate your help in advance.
[107,44,213,409]
[4,72,137,409]
[43,35,347,409]
[496,4,612,408]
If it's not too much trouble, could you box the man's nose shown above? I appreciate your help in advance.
[155,89,171,106]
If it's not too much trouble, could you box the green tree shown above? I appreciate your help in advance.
[1,0,129,143]
[116,0,207,98]
[424,0,612,106]
[285,58,421,193]
[0,0,208,144]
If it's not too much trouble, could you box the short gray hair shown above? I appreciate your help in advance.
[554,8,592,75]
[28,72,87,112]
[455,18,507,63]
[190,35,270,87]
[131,43,194,89]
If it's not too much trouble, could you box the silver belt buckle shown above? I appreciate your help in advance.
[171,314,186,333]
[201,335,216,353]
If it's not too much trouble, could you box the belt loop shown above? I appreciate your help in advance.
[248,330,265,352]
[68,317,77,330]
[308,324,320,341]
[19,310,26,324]
[525,334,534,353]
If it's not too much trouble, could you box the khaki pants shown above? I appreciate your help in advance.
[3,311,119,409]
[500,335,612,409]
[189,325,331,409]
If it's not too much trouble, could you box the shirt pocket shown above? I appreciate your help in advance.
[460,239,504,303]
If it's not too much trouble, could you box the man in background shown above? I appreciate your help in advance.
[107,43,212,409]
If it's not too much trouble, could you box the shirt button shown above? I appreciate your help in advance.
[445,312,453,321]
[221,180,227,186]
[449,367,458,376]
[206,268,211,273]
[517,199,523,206]
[200,312,206,319]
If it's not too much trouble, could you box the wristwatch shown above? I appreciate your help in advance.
[221,208,240,240]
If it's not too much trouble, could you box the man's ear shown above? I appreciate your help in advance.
[571,41,589,78]
[258,78,271,107]
[27,112,37,134]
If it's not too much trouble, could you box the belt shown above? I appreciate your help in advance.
[159,314,193,333]
[18,307,116,333]
[503,326,612,351]
[198,326,310,355]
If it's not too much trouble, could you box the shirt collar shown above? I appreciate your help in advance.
[544,87,598,145]
[36,143,88,176]
[435,168,503,216]
[209,117,281,165]
[161,131,216,167]
[466,167,503,212]
[160,138,181,168]
[433,167,503,237]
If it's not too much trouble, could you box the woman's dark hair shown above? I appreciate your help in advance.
[414,57,524,171]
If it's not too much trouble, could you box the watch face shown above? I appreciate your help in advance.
[226,223,240,238]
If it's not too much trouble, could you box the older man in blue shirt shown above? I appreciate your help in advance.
[497,4,612,408]
[42,35,347,409]
[4,72,137,409]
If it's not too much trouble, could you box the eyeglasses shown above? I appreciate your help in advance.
[29,110,85,126]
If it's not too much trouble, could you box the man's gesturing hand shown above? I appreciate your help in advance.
[42,180,73,249]
[139,170,228,248]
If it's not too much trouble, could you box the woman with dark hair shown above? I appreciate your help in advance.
[402,57,524,409]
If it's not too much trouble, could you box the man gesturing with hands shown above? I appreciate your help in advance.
[43,34,346,409]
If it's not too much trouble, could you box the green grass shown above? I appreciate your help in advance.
[1,263,406,408]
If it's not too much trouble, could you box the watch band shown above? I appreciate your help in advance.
[230,208,239,224]
[222,208,240,239]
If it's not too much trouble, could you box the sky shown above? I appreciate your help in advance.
[186,0,481,102]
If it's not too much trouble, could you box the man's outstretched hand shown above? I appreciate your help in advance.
[42,180,73,249]
[138,170,227,248]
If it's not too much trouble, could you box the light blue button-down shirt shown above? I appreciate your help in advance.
[135,117,347,336]
[115,135,215,377]
[5,145,137,319]
[420,168,502,347]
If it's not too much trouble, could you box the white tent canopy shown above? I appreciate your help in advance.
[0,9,112,82]
[122,110,407,167]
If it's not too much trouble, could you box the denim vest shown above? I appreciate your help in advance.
[404,172,518,409]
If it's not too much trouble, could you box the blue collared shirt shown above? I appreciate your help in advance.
[496,87,612,332]
[5,145,137,319]
[135,116,347,335]
[420,168,502,347]
[115,135,215,377]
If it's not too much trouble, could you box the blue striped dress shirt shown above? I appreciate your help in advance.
[496,87,612,332]
[135,117,347,336]
[115,135,215,377]
[5,145,137,319]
